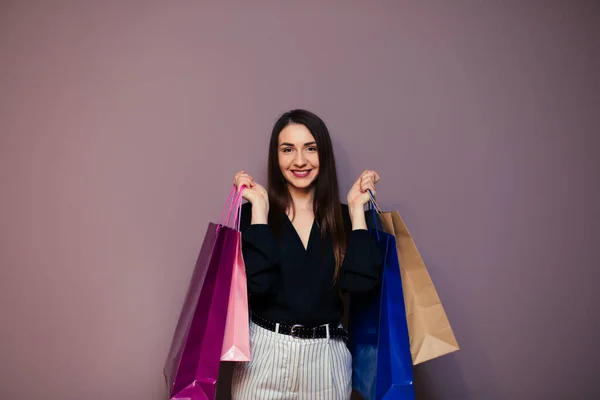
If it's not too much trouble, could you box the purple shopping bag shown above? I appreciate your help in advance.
[164,186,246,400]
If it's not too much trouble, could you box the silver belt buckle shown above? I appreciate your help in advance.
[290,324,303,337]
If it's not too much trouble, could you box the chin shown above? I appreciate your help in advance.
[286,174,317,190]
[292,181,314,190]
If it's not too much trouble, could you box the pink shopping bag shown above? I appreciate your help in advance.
[220,196,251,361]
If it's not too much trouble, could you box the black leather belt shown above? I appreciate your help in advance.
[251,314,348,341]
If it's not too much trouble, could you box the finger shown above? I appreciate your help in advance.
[361,173,374,182]
[362,172,374,182]
[373,171,381,183]
[363,179,375,189]
[236,177,253,190]
[234,171,249,185]
[361,170,380,182]
[235,173,253,183]
[362,182,375,194]
[360,180,374,193]
[361,176,374,188]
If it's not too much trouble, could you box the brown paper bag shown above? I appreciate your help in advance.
[378,210,460,365]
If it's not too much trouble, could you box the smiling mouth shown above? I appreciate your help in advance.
[291,170,312,178]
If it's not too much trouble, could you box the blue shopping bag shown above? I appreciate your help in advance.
[348,195,415,400]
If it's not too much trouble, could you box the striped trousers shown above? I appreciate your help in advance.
[231,321,352,399]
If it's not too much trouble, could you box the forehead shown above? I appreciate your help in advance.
[278,123,315,145]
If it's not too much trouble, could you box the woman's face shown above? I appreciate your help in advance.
[278,123,320,191]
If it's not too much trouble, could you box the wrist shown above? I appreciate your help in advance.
[349,204,367,230]
[348,199,365,216]
[250,200,269,224]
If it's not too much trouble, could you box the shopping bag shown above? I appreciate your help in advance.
[348,198,415,400]
[370,198,459,365]
[220,193,250,362]
[163,185,246,399]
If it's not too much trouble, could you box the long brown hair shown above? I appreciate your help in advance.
[267,109,347,281]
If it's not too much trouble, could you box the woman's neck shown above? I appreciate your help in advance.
[287,185,315,212]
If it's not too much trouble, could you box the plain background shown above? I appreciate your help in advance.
[1,1,599,399]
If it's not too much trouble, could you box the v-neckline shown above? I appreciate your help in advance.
[285,213,316,252]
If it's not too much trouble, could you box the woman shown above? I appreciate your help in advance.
[231,109,382,399]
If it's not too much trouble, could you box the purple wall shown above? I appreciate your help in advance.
[1,2,598,399]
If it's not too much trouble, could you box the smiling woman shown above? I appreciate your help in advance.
[230,109,382,399]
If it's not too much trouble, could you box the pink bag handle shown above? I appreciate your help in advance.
[218,185,236,228]
[233,188,245,231]
[218,184,246,231]
[228,186,245,230]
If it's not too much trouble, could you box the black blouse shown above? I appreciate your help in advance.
[240,201,382,326]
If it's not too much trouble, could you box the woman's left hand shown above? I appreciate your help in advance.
[346,169,381,209]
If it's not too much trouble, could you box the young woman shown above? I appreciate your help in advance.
[230,109,382,399]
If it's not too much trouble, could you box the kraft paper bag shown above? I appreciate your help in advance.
[378,208,460,365]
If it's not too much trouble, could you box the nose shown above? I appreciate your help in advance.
[293,151,307,167]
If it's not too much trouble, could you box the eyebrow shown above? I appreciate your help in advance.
[280,141,317,147]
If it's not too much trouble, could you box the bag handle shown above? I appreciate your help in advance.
[367,189,383,241]
[218,184,246,231]
[233,187,245,231]
[226,185,245,230]
[368,189,383,213]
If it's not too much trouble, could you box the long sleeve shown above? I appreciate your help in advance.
[338,206,382,294]
[240,202,280,295]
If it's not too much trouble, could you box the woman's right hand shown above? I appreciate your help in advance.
[234,170,269,222]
